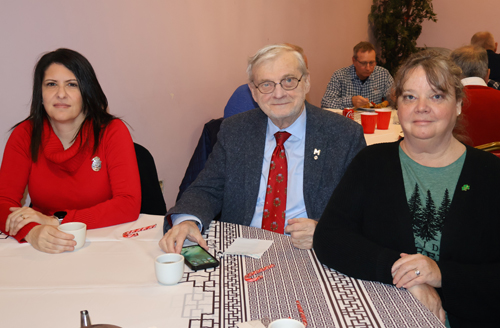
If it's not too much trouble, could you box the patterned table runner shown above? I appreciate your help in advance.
[182,221,443,328]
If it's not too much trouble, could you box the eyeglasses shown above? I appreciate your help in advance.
[252,75,304,94]
[355,58,377,67]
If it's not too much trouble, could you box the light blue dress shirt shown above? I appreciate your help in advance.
[249,107,308,229]
[173,106,308,231]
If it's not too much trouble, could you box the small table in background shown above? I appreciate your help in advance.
[324,108,403,146]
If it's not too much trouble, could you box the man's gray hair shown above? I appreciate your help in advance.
[450,45,489,78]
[247,44,308,81]
[471,31,496,51]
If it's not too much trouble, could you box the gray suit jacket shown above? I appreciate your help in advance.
[164,102,366,232]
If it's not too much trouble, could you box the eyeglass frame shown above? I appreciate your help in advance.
[252,74,304,94]
[354,57,377,67]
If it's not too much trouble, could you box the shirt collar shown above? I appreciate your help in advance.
[266,104,307,141]
[461,77,488,87]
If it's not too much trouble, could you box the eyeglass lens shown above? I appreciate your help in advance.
[256,75,302,94]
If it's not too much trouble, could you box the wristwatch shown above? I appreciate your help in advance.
[52,211,67,224]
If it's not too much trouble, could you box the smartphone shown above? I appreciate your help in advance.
[181,245,220,271]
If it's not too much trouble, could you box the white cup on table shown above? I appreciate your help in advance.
[57,222,87,250]
[155,253,185,285]
[268,318,305,328]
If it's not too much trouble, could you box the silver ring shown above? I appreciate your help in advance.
[415,270,420,276]
[20,214,24,219]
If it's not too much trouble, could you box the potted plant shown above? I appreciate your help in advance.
[369,0,437,75]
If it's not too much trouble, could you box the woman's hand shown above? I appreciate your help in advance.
[407,284,446,324]
[6,207,59,236]
[391,253,442,289]
[24,225,76,254]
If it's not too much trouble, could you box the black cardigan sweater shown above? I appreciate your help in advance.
[314,141,500,328]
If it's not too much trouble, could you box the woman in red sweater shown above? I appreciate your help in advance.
[0,48,141,253]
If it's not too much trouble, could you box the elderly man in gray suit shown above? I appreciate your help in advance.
[159,44,366,253]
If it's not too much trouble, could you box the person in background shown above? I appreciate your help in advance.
[450,45,500,146]
[223,43,308,118]
[471,31,500,89]
[0,48,141,253]
[321,41,393,109]
[314,51,500,327]
[160,44,365,254]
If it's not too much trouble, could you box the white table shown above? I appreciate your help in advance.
[324,108,403,145]
[0,215,189,328]
[1,215,443,328]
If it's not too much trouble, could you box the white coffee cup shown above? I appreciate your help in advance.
[268,319,305,328]
[155,253,185,285]
[58,222,87,250]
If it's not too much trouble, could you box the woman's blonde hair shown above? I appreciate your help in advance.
[391,50,468,142]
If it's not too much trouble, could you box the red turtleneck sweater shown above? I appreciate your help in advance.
[0,119,141,242]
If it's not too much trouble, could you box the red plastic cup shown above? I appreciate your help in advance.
[342,108,355,120]
[375,109,391,130]
[360,112,378,134]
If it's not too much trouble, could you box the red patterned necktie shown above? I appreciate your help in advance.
[262,131,291,234]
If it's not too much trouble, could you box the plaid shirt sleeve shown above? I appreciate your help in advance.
[488,79,500,90]
[321,66,394,109]
[321,67,357,109]
[382,69,394,100]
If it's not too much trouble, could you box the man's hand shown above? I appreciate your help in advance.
[391,253,442,289]
[351,96,370,108]
[24,225,76,254]
[407,284,446,324]
[159,220,208,254]
[284,218,318,249]
[6,207,59,236]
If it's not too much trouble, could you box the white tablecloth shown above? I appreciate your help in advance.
[0,215,194,328]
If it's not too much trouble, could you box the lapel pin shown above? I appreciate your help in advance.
[314,149,321,160]
[92,156,102,172]
[461,184,470,191]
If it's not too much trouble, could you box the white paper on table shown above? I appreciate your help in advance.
[224,237,273,259]
[237,320,266,328]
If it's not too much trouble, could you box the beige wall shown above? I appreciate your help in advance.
[1,0,497,209]
[418,0,500,50]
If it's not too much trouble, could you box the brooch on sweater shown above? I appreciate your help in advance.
[461,184,470,191]
[92,157,102,172]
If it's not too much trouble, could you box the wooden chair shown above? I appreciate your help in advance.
[475,141,500,158]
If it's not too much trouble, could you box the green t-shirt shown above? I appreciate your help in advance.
[399,147,466,261]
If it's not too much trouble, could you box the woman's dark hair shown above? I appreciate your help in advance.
[21,48,115,162]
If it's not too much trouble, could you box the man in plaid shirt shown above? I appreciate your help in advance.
[321,42,394,109]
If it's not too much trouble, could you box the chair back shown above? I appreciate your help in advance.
[134,143,167,215]
[462,86,500,146]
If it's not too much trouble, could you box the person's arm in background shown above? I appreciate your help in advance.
[321,72,357,109]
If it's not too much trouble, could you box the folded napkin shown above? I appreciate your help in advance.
[224,238,273,259]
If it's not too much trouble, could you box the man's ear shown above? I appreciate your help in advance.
[304,73,311,94]
[485,68,490,83]
[248,83,259,103]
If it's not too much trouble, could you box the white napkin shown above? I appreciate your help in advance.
[224,238,273,259]
[237,320,266,328]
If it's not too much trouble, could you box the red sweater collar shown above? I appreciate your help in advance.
[42,119,94,172]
